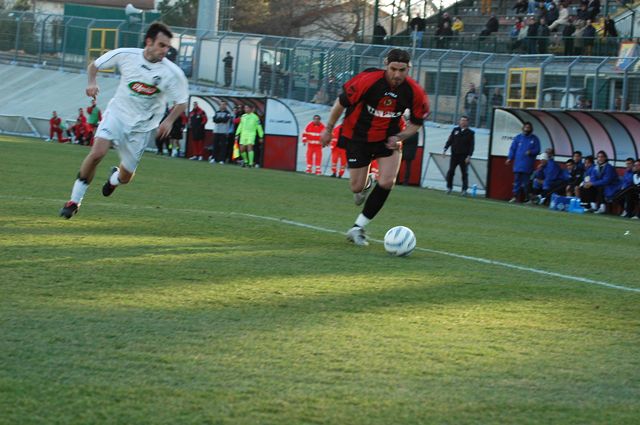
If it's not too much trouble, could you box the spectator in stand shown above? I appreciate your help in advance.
[86,99,101,145]
[562,16,576,55]
[603,16,619,55]
[582,19,596,55]
[528,0,538,14]
[168,102,186,157]
[510,17,526,52]
[549,3,569,31]
[435,21,454,49]
[302,115,325,175]
[222,51,233,87]
[444,115,475,196]
[506,121,541,203]
[452,16,464,34]
[330,124,347,178]
[211,101,232,164]
[188,101,207,160]
[536,148,569,204]
[577,2,590,21]
[481,14,500,37]
[235,104,264,168]
[409,14,426,48]
[438,12,452,32]
[545,2,559,27]
[373,22,387,45]
[587,0,601,20]
[311,87,329,104]
[526,17,540,54]
[613,158,638,218]
[48,111,68,143]
[464,83,478,127]
[513,0,528,15]
[572,19,587,55]
[581,150,620,213]
[538,17,551,54]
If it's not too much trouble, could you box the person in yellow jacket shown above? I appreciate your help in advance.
[235,104,264,167]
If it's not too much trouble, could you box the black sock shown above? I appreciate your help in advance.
[362,184,391,220]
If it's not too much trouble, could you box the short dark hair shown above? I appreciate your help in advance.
[584,155,594,163]
[460,115,469,120]
[386,49,411,64]
[597,150,608,160]
[313,115,321,119]
[523,121,533,129]
[145,22,172,42]
[566,159,575,165]
[573,150,582,156]
[626,157,634,162]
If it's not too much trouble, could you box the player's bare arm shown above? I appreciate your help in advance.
[158,102,187,139]
[320,98,345,147]
[386,122,421,150]
[86,62,100,99]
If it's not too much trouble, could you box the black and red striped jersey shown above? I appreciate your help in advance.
[338,68,429,143]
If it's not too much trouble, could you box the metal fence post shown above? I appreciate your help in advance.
[537,55,554,109]
[592,57,608,109]
[432,50,451,123]
[621,57,638,112]
[13,12,23,63]
[502,55,520,105]
[453,52,472,125]
[564,57,582,108]
[252,38,263,93]
[232,34,248,90]
[476,53,493,128]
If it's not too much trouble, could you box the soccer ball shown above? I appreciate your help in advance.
[383,226,416,257]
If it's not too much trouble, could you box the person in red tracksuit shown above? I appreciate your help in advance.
[302,115,325,175]
[71,108,91,145]
[48,111,68,142]
[330,124,347,178]
[188,102,207,160]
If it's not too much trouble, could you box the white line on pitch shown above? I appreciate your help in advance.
[3,195,639,294]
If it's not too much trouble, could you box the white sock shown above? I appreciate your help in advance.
[70,179,89,204]
[590,202,597,210]
[109,168,120,186]
[355,214,370,228]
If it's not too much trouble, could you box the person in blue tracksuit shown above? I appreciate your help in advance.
[542,148,569,197]
[612,158,637,217]
[506,121,541,203]
[581,150,620,214]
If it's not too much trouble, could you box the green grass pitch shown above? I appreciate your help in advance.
[1,136,639,424]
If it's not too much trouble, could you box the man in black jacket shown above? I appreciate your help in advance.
[443,115,475,195]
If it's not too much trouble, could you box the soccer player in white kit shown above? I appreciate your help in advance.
[60,22,189,219]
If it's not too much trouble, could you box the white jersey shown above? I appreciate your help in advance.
[94,48,189,132]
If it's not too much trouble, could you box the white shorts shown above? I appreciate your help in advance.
[95,109,156,173]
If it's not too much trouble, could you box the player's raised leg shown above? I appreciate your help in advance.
[60,137,112,219]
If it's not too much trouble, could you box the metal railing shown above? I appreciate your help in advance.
[2,10,640,129]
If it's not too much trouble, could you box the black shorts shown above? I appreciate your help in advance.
[339,136,394,169]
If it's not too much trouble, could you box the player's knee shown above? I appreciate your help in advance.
[378,177,395,190]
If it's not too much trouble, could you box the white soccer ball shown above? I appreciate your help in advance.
[384,226,416,257]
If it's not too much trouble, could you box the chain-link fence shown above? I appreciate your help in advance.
[2,10,640,129]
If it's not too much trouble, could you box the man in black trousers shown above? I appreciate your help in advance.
[443,115,475,196]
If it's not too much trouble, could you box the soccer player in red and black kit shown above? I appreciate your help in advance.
[320,49,430,246]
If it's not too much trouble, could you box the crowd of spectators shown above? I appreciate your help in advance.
[509,0,620,56]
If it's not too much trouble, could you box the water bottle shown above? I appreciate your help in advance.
[471,184,477,198]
